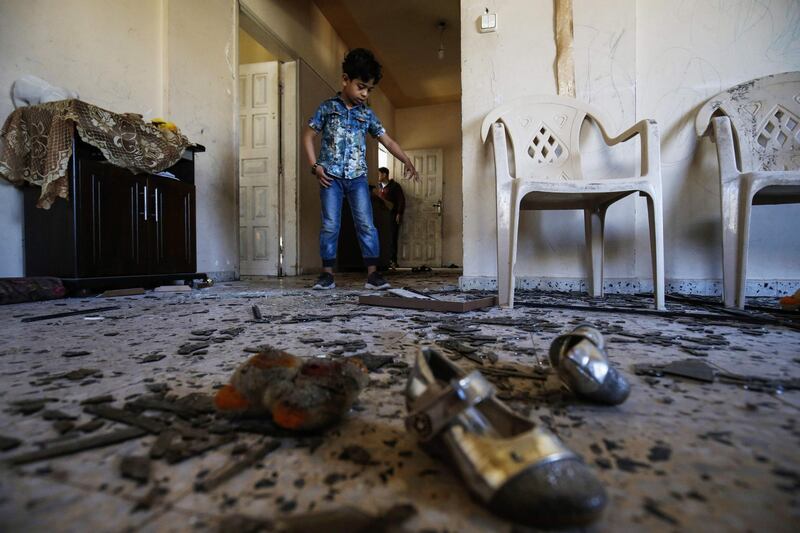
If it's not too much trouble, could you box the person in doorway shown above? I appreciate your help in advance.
[303,48,418,290]
[373,166,405,269]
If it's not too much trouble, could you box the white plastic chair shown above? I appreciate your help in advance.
[695,72,800,309]
[481,95,665,310]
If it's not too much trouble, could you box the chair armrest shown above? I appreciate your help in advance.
[599,119,661,179]
[710,116,740,182]
[601,119,651,146]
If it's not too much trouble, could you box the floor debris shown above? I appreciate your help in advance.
[20,306,120,322]
[195,439,280,492]
[0,274,797,531]
[633,359,800,391]
[101,288,145,297]
[119,455,152,484]
[0,435,21,451]
[5,427,148,465]
[153,285,192,293]
[359,294,497,313]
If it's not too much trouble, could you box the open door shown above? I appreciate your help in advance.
[395,149,443,267]
[239,61,280,276]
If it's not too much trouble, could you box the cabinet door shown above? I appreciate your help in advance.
[76,160,148,277]
[150,177,196,273]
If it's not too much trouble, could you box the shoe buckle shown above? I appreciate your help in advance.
[562,339,610,392]
[406,371,494,442]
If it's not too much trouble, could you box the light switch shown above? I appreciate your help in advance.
[480,13,497,33]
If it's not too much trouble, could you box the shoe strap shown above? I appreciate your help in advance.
[406,371,494,442]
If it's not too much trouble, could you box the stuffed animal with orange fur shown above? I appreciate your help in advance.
[214,349,368,432]
[779,288,800,311]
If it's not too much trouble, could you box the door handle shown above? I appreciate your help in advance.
[432,200,442,216]
[143,185,148,221]
[154,188,159,222]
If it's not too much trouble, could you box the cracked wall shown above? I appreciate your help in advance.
[461,0,800,289]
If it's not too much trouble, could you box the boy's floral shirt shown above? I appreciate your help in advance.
[308,94,385,179]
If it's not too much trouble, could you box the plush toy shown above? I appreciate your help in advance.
[214,349,368,432]
[11,75,79,108]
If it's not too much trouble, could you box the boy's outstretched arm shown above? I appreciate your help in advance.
[303,126,332,188]
[378,133,419,181]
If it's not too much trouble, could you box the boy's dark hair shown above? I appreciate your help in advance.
[378,167,390,176]
[342,48,382,84]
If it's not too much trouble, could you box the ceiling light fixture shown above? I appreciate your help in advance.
[437,21,446,60]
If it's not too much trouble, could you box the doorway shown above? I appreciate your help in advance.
[237,12,298,277]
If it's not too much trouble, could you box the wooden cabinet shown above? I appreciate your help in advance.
[24,134,205,289]
[149,176,196,275]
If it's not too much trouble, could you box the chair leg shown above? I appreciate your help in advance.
[496,185,517,308]
[720,183,740,308]
[735,186,754,310]
[507,200,521,309]
[646,194,665,311]
[584,207,605,298]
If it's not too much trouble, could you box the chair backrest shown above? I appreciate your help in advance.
[695,71,800,172]
[481,95,612,181]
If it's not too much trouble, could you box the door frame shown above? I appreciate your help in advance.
[236,5,299,277]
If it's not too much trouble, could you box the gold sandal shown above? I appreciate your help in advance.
[406,347,606,529]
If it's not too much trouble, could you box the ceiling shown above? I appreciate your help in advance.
[313,0,460,108]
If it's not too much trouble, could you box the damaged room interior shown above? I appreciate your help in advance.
[1,0,800,531]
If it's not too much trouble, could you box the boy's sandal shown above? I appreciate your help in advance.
[549,325,631,405]
[406,347,606,529]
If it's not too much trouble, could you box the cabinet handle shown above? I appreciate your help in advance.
[143,185,148,221]
[154,188,159,222]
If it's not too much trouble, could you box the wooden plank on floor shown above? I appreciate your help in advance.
[358,295,497,313]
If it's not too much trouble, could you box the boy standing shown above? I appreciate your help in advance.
[303,48,418,290]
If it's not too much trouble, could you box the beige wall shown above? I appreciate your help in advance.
[241,0,347,91]
[367,88,396,183]
[0,0,238,279]
[461,0,800,291]
[164,0,238,280]
[239,27,277,64]
[396,102,463,267]
[0,0,164,276]
[636,0,800,283]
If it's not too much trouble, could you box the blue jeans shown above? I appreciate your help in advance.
[319,175,380,267]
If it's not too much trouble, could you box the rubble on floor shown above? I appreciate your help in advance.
[0,272,797,531]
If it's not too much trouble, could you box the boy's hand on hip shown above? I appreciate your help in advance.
[316,166,332,188]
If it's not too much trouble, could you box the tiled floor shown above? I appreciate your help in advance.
[0,272,798,532]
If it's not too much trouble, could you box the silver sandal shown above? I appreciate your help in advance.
[549,325,631,405]
[406,347,606,529]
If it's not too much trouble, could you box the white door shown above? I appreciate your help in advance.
[394,149,443,267]
[239,61,280,275]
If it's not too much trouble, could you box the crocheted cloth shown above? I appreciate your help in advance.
[0,99,189,209]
